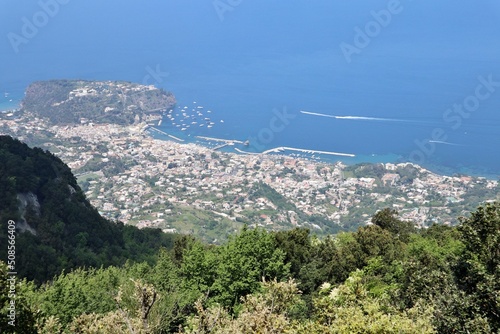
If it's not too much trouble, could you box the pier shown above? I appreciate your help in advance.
[149,127,184,142]
[213,142,235,150]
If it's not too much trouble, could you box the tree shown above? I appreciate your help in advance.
[179,241,218,296]
[150,249,196,332]
[211,227,290,309]
[456,202,500,332]
[458,202,499,274]
[371,208,415,242]
[274,228,321,294]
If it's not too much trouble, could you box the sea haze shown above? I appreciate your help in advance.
[1,1,499,176]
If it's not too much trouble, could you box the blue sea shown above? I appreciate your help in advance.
[1,1,499,177]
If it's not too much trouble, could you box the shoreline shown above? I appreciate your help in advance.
[0,97,21,113]
[2,88,497,180]
[146,126,499,180]
[262,146,355,158]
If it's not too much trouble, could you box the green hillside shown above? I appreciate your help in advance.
[0,135,177,283]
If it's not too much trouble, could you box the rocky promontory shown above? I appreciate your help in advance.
[21,80,176,125]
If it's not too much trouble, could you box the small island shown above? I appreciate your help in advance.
[20,79,176,125]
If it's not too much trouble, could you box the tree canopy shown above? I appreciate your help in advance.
[1,203,498,333]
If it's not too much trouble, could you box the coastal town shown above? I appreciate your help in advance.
[2,108,498,242]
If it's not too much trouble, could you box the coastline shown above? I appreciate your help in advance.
[1,85,497,180]
[147,124,499,181]
[2,113,497,235]
[0,99,21,114]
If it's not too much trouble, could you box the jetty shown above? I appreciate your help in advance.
[213,142,235,150]
[149,127,184,142]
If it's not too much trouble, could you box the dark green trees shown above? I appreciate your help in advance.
[456,203,500,332]
[371,208,415,242]
[0,136,178,283]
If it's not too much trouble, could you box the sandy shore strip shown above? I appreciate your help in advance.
[195,135,244,144]
[262,146,355,157]
[234,148,260,155]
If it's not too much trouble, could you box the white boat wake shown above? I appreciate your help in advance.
[300,110,424,123]
[334,115,406,122]
[428,140,463,146]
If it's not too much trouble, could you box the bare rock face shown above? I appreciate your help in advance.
[16,192,40,235]
[21,80,176,125]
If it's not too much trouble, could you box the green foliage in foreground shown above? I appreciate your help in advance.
[1,202,499,333]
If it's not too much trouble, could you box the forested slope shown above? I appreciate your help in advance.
[0,135,177,283]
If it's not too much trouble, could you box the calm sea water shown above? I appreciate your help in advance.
[1,1,499,176]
